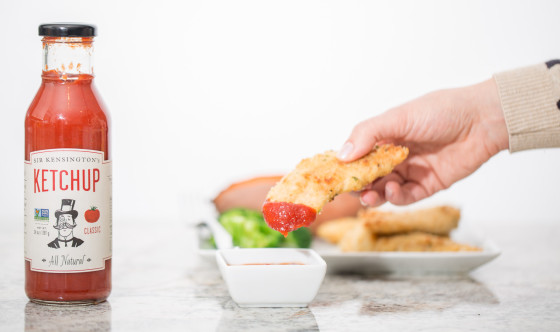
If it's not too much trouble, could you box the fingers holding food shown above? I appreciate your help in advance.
[384,181,431,206]
[263,144,409,235]
[359,190,386,207]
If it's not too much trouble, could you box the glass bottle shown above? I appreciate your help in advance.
[24,23,112,305]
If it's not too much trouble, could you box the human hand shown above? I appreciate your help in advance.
[337,79,509,207]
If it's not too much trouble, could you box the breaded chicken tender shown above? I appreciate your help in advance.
[359,206,460,236]
[337,224,479,252]
[263,144,409,235]
[316,217,360,244]
[318,204,480,252]
[338,221,377,252]
[368,232,481,252]
[267,145,409,212]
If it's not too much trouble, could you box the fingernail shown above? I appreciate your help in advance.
[337,142,354,160]
[359,196,368,207]
[385,186,393,199]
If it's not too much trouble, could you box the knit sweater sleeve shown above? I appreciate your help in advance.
[493,60,560,152]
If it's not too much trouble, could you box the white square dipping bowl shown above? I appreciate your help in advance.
[216,248,327,307]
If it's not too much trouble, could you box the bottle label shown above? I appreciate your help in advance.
[24,149,112,273]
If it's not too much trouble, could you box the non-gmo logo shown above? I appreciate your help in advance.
[34,208,49,221]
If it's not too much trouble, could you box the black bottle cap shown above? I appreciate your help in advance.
[39,23,96,37]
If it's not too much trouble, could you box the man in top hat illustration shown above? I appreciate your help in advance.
[48,199,84,249]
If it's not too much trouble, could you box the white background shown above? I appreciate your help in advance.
[1,0,559,225]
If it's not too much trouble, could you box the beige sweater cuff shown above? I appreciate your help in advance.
[493,62,560,152]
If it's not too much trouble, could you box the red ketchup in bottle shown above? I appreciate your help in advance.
[24,24,111,304]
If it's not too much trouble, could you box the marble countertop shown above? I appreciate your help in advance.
[1,217,559,331]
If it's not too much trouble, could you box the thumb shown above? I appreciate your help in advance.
[337,109,407,162]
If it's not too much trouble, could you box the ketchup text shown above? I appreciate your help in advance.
[34,169,100,193]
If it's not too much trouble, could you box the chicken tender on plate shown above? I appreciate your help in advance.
[337,225,480,252]
[367,232,481,252]
[359,206,460,236]
[338,221,377,252]
[262,144,409,235]
[316,217,360,244]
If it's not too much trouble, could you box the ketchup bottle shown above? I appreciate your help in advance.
[24,24,111,304]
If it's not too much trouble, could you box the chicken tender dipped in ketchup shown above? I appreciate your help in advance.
[263,144,409,236]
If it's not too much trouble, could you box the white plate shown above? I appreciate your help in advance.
[198,230,501,275]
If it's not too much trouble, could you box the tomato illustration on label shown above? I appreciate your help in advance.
[85,207,100,223]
